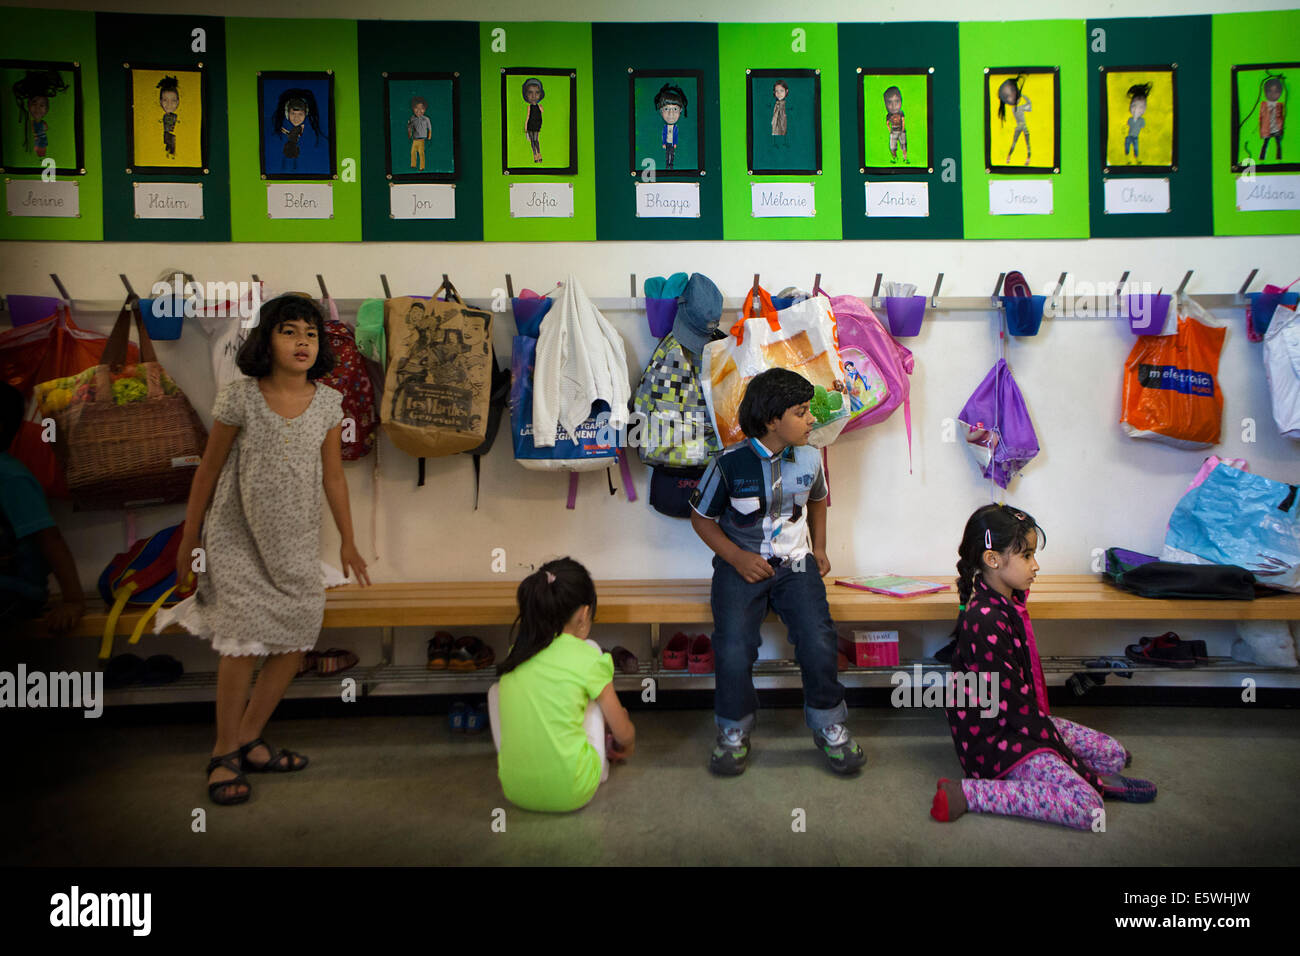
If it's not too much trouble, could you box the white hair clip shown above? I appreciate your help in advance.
[545,571,556,583]
[985,529,993,550]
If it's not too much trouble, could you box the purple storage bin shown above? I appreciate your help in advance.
[646,297,678,338]
[6,294,63,327]
[1124,293,1170,335]
[883,295,926,337]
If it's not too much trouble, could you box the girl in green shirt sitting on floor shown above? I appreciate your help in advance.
[489,557,636,812]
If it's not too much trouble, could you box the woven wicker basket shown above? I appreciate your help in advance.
[56,296,208,511]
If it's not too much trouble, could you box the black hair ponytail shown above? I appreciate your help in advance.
[498,557,598,676]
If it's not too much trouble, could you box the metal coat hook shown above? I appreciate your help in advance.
[930,273,944,309]
[751,274,761,316]
[1116,270,1130,297]
[871,273,883,309]
[505,274,514,299]
[1176,270,1194,296]
[119,274,136,299]
[251,274,260,284]
[1238,269,1258,297]
[50,274,71,301]
[812,273,822,297]
[316,274,330,300]
[631,274,637,299]
[991,272,1006,307]
[1052,272,1068,298]
[380,274,392,298]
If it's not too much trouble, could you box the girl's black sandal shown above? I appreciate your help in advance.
[239,737,309,773]
[207,751,251,805]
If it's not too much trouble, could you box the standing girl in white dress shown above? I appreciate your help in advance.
[177,293,371,806]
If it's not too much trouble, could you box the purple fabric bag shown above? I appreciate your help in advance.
[957,358,1039,489]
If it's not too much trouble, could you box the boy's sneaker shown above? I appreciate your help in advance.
[813,723,866,774]
[709,727,750,776]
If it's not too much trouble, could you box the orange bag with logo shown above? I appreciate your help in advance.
[1121,297,1225,449]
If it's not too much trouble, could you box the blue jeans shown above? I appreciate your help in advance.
[710,553,847,734]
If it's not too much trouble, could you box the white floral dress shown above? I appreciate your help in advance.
[194,377,344,657]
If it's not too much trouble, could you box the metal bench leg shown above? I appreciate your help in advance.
[650,622,660,674]
[380,626,394,668]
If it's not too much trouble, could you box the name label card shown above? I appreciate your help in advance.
[1103,178,1169,215]
[6,179,79,218]
[988,179,1053,215]
[1236,175,1300,212]
[635,182,700,218]
[509,183,574,218]
[390,184,456,220]
[267,184,333,219]
[134,182,204,219]
[751,182,815,217]
[865,181,929,218]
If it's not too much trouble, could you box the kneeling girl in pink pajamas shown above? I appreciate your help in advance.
[931,504,1156,830]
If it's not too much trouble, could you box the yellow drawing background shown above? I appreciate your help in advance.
[1104,70,1173,167]
[131,69,202,167]
[987,71,1056,167]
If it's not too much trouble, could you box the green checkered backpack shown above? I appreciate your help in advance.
[631,331,722,467]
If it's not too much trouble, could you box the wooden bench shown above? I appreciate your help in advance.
[19,575,1300,702]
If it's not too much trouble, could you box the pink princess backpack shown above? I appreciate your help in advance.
[827,293,915,468]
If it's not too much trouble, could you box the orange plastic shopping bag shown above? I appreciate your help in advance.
[1121,299,1225,449]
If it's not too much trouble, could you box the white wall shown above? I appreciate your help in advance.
[4,0,1299,678]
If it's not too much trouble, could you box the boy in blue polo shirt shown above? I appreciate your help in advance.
[690,368,865,776]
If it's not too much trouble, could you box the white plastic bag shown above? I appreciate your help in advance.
[1262,303,1300,440]
[1231,621,1299,668]
[702,286,849,449]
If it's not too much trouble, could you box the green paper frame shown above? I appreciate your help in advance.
[123,62,208,175]
[0,58,85,176]
[837,21,962,241]
[592,21,722,241]
[1086,15,1211,239]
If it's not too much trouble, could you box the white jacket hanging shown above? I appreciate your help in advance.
[532,274,630,447]
[1263,303,1300,440]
